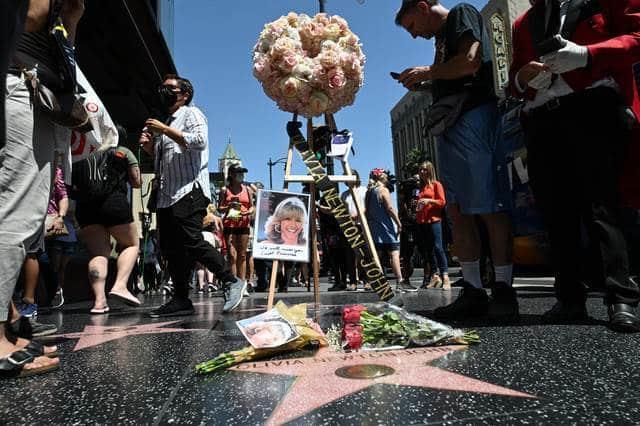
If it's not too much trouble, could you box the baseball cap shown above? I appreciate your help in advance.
[229,164,248,174]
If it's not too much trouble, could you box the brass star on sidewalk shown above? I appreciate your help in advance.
[230,346,535,425]
[53,321,208,351]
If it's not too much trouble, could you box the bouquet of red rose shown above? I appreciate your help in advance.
[337,303,479,351]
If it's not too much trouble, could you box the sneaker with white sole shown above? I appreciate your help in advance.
[17,302,38,318]
[223,278,246,312]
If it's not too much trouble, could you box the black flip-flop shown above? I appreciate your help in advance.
[0,349,59,379]
[21,341,59,359]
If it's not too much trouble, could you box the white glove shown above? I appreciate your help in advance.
[527,70,553,90]
[540,35,589,74]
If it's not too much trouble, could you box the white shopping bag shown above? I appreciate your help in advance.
[67,65,118,163]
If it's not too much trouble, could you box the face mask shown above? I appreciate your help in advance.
[158,85,178,109]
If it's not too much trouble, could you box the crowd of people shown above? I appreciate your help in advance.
[1,0,639,382]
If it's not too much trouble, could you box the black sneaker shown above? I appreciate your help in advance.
[8,316,58,338]
[433,282,489,320]
[488,281,519,319]
[397,279,418,293]
[149,297,195,318]
[328,284,347,291]
[29,317,58,337]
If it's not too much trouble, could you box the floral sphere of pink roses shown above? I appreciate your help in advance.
[253,12,366,118]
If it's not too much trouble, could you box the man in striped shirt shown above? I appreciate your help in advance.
[140,74,246,316]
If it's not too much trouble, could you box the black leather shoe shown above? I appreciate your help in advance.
[607,304,640,333]
[433,282,489,320]
[541,301,587,323]
[488,282,519,320]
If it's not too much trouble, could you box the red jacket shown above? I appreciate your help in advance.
[416,181,446,224]
[509,0,640,207]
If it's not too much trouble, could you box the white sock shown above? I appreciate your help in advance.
[494,264,513,285]
[460,260,483,288]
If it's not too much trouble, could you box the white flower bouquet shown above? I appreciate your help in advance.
[252,12,366,118]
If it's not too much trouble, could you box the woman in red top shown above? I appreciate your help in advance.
[416,162,450,290]
[218,164,255,283]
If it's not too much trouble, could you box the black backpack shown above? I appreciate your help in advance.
[71,148,118,202]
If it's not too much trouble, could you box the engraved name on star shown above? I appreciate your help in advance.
[229,346,535,425]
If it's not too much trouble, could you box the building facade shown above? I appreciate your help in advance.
[390,90,437,180]
[154,0,175,54]
[390,0,531,181]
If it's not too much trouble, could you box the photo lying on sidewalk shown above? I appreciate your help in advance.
[236,307,299,349]
[253,189,311,262]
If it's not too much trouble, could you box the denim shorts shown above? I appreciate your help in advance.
[437,101,511,215]
[375,242,400,252]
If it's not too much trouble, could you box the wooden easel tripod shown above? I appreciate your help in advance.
[266,113,383,310]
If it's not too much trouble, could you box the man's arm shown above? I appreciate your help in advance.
[398,35,482,89]
[145,108,208,151]
[380,187,402,234]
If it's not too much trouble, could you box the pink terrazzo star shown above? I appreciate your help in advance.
[230,346,535,425]
[53,321,208,351]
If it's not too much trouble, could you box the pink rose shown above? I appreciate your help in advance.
[280,52,298,70]
[279,76,301,98]
[328,68,346,89]
[330,16,349,32]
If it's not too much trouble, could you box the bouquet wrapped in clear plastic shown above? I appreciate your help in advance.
[330,303,480,352]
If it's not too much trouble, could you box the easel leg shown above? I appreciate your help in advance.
[325,113,383,272]
[266,260,279,310]
[307,118,322,308]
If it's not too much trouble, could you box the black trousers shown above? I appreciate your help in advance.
[157,186,234,299]
[523,87,640,306]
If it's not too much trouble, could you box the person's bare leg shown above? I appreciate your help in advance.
[479,212,513,267]
[480,212,514,287]
[449,204,481,262]
[226,235,238,276]
[246,253,254,284]
[80,225,111,310]
[195,263,206,290]
[389,250,403,282]
[21,254,39,305]
[235,235,249,281]
[448,204,483,288]
[108,223,140,299]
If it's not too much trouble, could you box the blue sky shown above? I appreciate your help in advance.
[173,0,488,190]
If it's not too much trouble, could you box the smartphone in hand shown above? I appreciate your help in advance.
[390,71,401,80]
